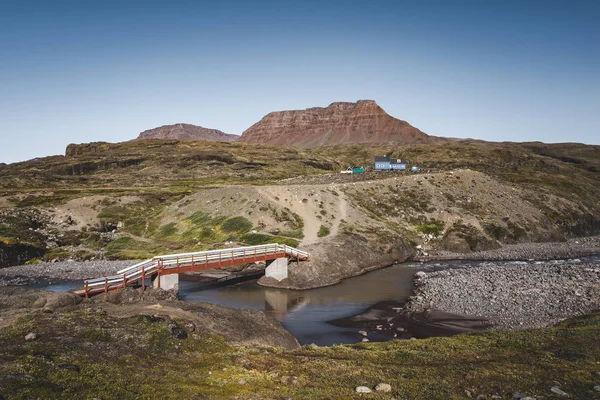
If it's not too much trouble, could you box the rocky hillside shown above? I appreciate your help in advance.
[136,123,238,142]
[238,100,433,148]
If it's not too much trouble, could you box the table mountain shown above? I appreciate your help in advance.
[238,100,430,148]
[136,123,238,142]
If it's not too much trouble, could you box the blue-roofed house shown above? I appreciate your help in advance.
[374,156,391,170]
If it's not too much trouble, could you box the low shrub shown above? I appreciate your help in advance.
[415,220,445,236]
[317,225,330,237]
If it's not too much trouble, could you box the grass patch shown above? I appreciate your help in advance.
[415,219,445,236]
[155,222,178,239]
[240,233,299,247]
[317,225,330,237]
[220,216,252,233]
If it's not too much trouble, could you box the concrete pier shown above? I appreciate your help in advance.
[265,257,288,281]
[152,273,179,292]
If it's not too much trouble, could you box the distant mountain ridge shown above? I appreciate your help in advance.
[237,100,432,148]
[136,123,238,142]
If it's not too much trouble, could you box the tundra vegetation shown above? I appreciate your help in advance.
[0,307,598,399]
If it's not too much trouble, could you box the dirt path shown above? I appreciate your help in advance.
[329,185,348,237]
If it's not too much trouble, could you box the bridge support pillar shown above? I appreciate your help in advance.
[265,257,288,281]
[152,273,179,292]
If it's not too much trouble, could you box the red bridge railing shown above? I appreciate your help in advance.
[76,243,309,297]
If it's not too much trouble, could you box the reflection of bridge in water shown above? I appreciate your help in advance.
[75,244,309,297]
[261,273,415,318]
[264,290,309,318]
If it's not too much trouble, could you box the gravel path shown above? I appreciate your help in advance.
[417,236,600,262]
[0,260,138,286]
[405,261,600,330]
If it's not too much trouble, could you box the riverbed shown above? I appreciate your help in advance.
[29,255,600,346]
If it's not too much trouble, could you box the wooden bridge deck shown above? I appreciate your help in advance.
[74,243,309,297]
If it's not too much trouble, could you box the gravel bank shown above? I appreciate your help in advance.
[416,236,600,262]
[0,260,138,286]
[405,261,600,330]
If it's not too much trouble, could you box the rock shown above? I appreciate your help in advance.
[355,386,372,393]
[512,392,526,399]
[24,333,37,341]
[550,386,568,397]
[238,100,430,148]
[593,385,600,392]
[375,383,391,392]
[358,330,367,337]
[238,379,246,385]
[465,389,472,397]
[170,326,188,340]
[415,271,427,279]
[361,338,369,342]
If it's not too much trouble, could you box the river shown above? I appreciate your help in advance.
[34,255,600,346]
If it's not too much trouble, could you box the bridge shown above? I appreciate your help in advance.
[75,243,309,297]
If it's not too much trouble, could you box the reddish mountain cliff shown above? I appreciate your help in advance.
[136,123,238,142]
[238,100,430,148]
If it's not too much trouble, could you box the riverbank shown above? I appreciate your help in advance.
[0,259,135,286]
[405,261,600,330]
[416,235,600,262]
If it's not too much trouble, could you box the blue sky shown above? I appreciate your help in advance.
[0,0,598,164]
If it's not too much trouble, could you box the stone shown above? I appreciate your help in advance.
[356,386,372,393]
[550,386,568,397]
[361,338,369,342]
[24,333,37,341]
[170,326,188,340]
[375,383,391,392]
[358,330,367,336]
[593,385,600,392]
[415,271,427,279]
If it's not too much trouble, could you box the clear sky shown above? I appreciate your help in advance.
[1,0,598,164]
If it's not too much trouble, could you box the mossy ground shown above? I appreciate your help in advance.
[0,309,598,399]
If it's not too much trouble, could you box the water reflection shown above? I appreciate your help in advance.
[178,264,418,345]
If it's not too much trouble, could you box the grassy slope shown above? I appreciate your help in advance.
[0,310,598,399]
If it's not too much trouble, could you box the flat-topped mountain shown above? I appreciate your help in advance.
[136,123,238,142]
[238,100,431,148]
